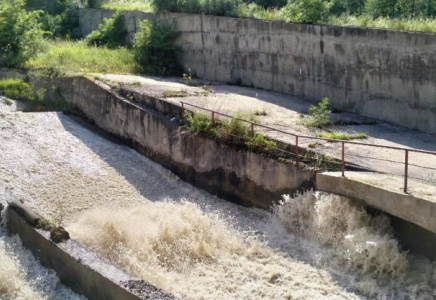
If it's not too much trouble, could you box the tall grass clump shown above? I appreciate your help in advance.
[151,0,241,16]
[133,19,181,76]
[0,0,45,67]
[281,0,332,23]
[86,10,128,48]
[101,0,153,11]
[301,97,332,128]
[26,40,136,74]
[0,78,36,102]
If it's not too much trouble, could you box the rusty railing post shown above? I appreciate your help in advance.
[180,102,184,122]
[342,141,345,177]
[251,123,254,137]
[295,136,299,163]
[404,150,409,193]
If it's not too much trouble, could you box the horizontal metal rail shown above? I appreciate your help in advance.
[180,101,436,193]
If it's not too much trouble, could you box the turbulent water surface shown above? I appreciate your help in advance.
[0,223,85,300]
[1,109,436,300]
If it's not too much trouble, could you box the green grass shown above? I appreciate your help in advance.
[330,15,436,33]
[101,0,153,11]
[26,40,136,74]
[0,78,36,102]
[316,131,368,140]
[3,98,13,106]
[162,90,188,98]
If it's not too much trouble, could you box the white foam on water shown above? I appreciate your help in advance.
[67,191,436,300]
[0,223,85,300]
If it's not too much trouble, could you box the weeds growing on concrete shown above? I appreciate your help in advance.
[162,90,188,98]
[301,97,332,128]
[315,131,368,140]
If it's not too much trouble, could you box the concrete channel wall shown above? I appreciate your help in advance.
[58,76,316,209]
[80,8,436,135]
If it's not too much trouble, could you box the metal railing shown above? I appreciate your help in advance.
[180,101,436,193]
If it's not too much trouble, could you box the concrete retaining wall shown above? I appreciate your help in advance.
[80,8,436,135]
[58,76,315,209]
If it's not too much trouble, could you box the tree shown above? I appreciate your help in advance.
[0,0,45,67]
[282,0,332,23]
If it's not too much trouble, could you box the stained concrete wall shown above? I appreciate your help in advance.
[58,76,315,209]
[79,8,436,135]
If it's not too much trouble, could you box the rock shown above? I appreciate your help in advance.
[50,226,70,243]
[0,203,4,212]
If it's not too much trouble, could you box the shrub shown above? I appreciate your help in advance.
[86,0,103,8]
[27,0,80,38]
[281,0,332,23]
[86,10,128,48]
[301,97,332,128]
[133,19,181,76]
[186,112,214,133]
[151,0,241,16]
[0,0,45,67]
[242,0,287,8]
[0,78,37,102]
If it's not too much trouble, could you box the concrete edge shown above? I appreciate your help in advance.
[4,205,179,300]
[316,173,436,234]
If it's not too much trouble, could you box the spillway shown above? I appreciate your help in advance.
[1,110,435,300]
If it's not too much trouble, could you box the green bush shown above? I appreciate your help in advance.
[301,97,332,128]
[133,19,181,76]
[86,0,103,8]
[0,78,37,102]
[86,10,128,48]
[242,0,287,8]
[281,0,332,23]
[27,0,80,38]
[186,112,214,132]
[151,0,241,16]
[0,0,45,67]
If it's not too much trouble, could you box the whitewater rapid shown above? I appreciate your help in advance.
[0,220,85,300]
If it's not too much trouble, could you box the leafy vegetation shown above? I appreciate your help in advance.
[133,19,181,76]
[151,0,242,16]
[0,0,45,68]
[86,10,128,48]
[26,0,80,38]
[0,78,38,102]
[101,0,436,32]
[185,111,279,153]
[26,40,136,74]
[102,0,153,11]
[301,97,332,128]
[282,0,332,23]
[315,131,368,140]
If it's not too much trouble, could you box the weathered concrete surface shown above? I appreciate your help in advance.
[5,206,177,300]
[59,76,315,209]
[80,9,436,135]
[317,171,436,259]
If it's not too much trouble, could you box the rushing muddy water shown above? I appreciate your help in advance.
[1,109,436,300]
[68,191,436,300]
